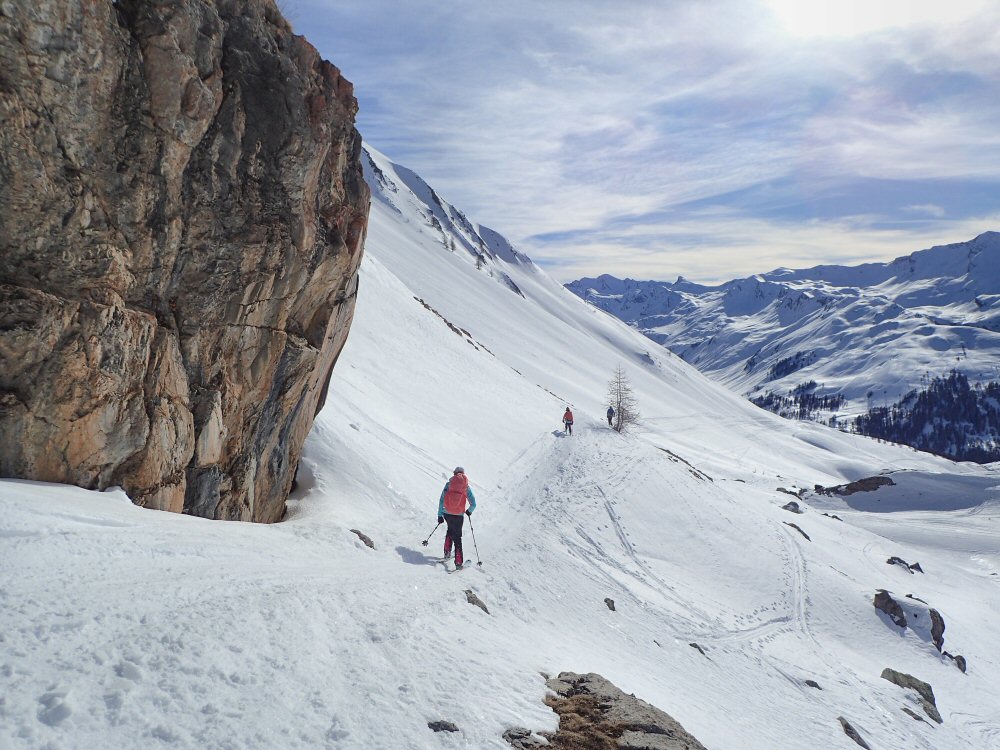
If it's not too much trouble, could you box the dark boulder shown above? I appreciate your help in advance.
[929,608,945,652]
[783,521,811,541]
[887,556,914,573]
[465,589,490,615]
[944,652,967,673]
[815,476,894,496]
[837,717,872,749]
[350,529,374,549]
[880,668,942,724]
[873,590,907,628]
[428,721,459,733]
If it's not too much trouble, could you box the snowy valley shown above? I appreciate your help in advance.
[566,236,1000,462]
[4,145,1000,750]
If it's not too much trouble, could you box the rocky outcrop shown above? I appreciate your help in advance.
[531,672,708,749]
[887,556,923,574]
[465,589,490,614]
[880,668,942,723]
[873,590,950,653]
[837,717,871,749]
[350,529,374,549]
[0,0,369,521]
[783,521,811,540]
[929,608,946,651]
[944,651,967,673]
[874,589,907,628]
[814,476,894,496]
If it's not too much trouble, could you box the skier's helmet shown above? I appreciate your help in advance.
[454,466,464,474]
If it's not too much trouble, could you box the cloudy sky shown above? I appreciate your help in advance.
[289,0,1000,283]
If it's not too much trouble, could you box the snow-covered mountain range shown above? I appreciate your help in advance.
[566,233,1000,424]
[3,147,999,750]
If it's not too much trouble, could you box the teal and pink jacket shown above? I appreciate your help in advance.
[438,473,477,516]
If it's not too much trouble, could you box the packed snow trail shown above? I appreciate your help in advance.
[4,413,999,749]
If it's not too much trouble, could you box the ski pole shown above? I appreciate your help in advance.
[467,514,483,566]
[420,522,441,547]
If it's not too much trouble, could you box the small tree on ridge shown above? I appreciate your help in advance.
[607,364,640,433]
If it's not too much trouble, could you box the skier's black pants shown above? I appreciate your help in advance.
[443,512,464,564]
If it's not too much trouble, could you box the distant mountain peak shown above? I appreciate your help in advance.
[566,234,1000,438]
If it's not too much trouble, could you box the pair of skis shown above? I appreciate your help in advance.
[420,519,484,569]
[437,558,470,574]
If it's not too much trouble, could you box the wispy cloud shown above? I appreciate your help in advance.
[291,0,1000,281]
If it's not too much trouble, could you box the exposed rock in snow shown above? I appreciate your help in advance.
[781,500,803,514]
[804,680,822,690]
[874,591,949,653]
[929,609,946,652]
[465,589,490,614]
[503,726,548,748]
[604,597,617,611]
[689,643,708,657]
[887,556,923,574]
[783,521,811,540]
[874,590,908,628]
[880,668,942,724]
[350,529,375,549]
[837,716,872,749]
[0,0,369,522]
[427,720,459,733]
[944,652,968,673]
[815,476,895,496]
[540,672,708,749]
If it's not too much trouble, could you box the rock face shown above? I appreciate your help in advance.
[537,672,708,749]
[873,590,950,653]
[874,590,908,628]
[837,717,871,749]
[0,0,369,521]
[814,476,894,496]
[880,668,943,723]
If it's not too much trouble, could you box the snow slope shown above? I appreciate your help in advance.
[2,147,999,750]
[565,232,1000,420]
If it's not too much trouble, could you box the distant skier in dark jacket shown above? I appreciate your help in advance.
[607,406,615,426]
[563,407,574,435]
[437,467,476,568]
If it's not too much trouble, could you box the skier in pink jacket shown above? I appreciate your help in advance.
[437,467,477,568]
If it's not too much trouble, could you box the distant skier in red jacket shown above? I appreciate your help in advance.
[563,407,574,435]
[437,467,477,568]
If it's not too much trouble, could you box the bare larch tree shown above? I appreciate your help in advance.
[607,365,640,432]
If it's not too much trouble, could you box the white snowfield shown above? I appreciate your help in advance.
[3,145,999,750]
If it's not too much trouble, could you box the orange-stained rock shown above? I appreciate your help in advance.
[0,0,369,522]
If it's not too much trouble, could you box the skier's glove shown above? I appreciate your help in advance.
[437,515,444,524]
[465,510,472,517]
